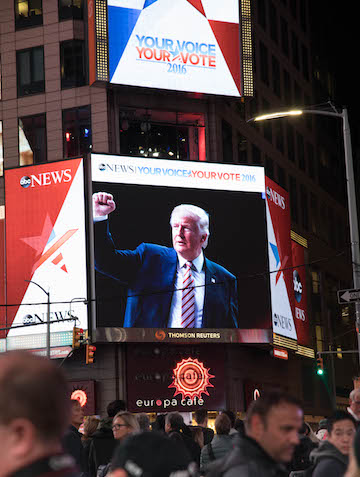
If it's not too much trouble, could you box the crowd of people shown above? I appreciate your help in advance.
[3,350,360,477]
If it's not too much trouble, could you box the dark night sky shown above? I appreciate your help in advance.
[310,3,360,150]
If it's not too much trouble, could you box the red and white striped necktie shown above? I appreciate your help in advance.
[181,261,195,328]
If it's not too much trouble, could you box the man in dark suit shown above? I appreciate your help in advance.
[93,192,239,328]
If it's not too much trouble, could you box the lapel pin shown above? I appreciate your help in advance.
[211,277,216,283]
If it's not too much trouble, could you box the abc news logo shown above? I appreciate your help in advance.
[293,270,306,321]
[20,169,72,188]
[266,186,286,210]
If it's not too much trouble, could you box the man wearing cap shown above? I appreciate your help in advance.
[93,192,239,329]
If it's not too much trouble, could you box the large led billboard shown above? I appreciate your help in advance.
[4,159,88,353]
[88,0,254,97]
[91,153,272,343]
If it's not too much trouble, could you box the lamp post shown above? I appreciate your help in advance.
[251,106,360,365]
[25,280,51,359]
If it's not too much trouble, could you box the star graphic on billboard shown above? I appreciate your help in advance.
[270,241,289,285]
[21,214,78,274]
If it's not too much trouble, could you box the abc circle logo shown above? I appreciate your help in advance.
[20,176,31,188]
[293,270,302,303]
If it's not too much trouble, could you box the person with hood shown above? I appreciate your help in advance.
[310,411,356,477]
[88,400,126,477]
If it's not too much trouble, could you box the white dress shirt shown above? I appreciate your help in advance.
[168,252,205,328]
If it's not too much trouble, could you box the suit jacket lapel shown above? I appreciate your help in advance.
[203,258,217,328]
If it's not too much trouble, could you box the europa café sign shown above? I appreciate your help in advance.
[126,344,225,412]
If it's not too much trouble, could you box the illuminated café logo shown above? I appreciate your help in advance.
[253,389,260,400]
[19,169,72,188]
[71,389,88,407]
[169,357,214,400]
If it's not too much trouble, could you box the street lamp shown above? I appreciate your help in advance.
[250,106,360,365]
[25,279,51,359]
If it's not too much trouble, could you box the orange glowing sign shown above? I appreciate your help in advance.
[71,389,88,407]
[169,357,214,400]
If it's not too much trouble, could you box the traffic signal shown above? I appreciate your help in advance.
[316,357,324,375]
[86,344,96,364]
[72,327,84,349]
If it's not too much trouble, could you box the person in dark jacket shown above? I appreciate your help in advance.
[310,410,356,477]
[289,421,318,472]
[62,399,88,476]
[106,431,195,477]
[88,400,126,477]
[200,413,234,473]
[193,409,214,445]
[205,390,303,477]
[165,412,200,465]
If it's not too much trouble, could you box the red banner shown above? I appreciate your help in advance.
[291,240,309,346]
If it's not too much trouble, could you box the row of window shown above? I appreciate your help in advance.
[15,0,83,30]
[0,105,91,176]
[258,41,310,101]
[16,41,86,97]
[259,0,308,35]
[220,119,346,251]
[257,2,310,80]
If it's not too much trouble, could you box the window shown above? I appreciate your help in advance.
[252,144,262,165]
[19,113,47,165]
[283,69,291,104]
[15,0,43,29]
[301,44,309,80]
[269,2,278,43]
[275,121,284,153]
[310,193,318,234]
[286,123,295,161]
[17,46,45,96]
[119,110,205,161]
[300,184,308,230]
[60,40,86,89]
[59,0,83,20]
[291,32,300,69]
[280,17,289,56]
[222,120,233,162]
[312,270,321,294]
[265,156,274,179]
[259,42,269,85]
[237,134,248,164]
[289,175,298,222]
[63,106,91,158]
[257,0,267,30]
[277,165,286,190]
[272,56,281,97]
[307,142,316,179]
[297,132,305,170]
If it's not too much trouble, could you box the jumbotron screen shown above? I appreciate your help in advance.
[91,153,272,343]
